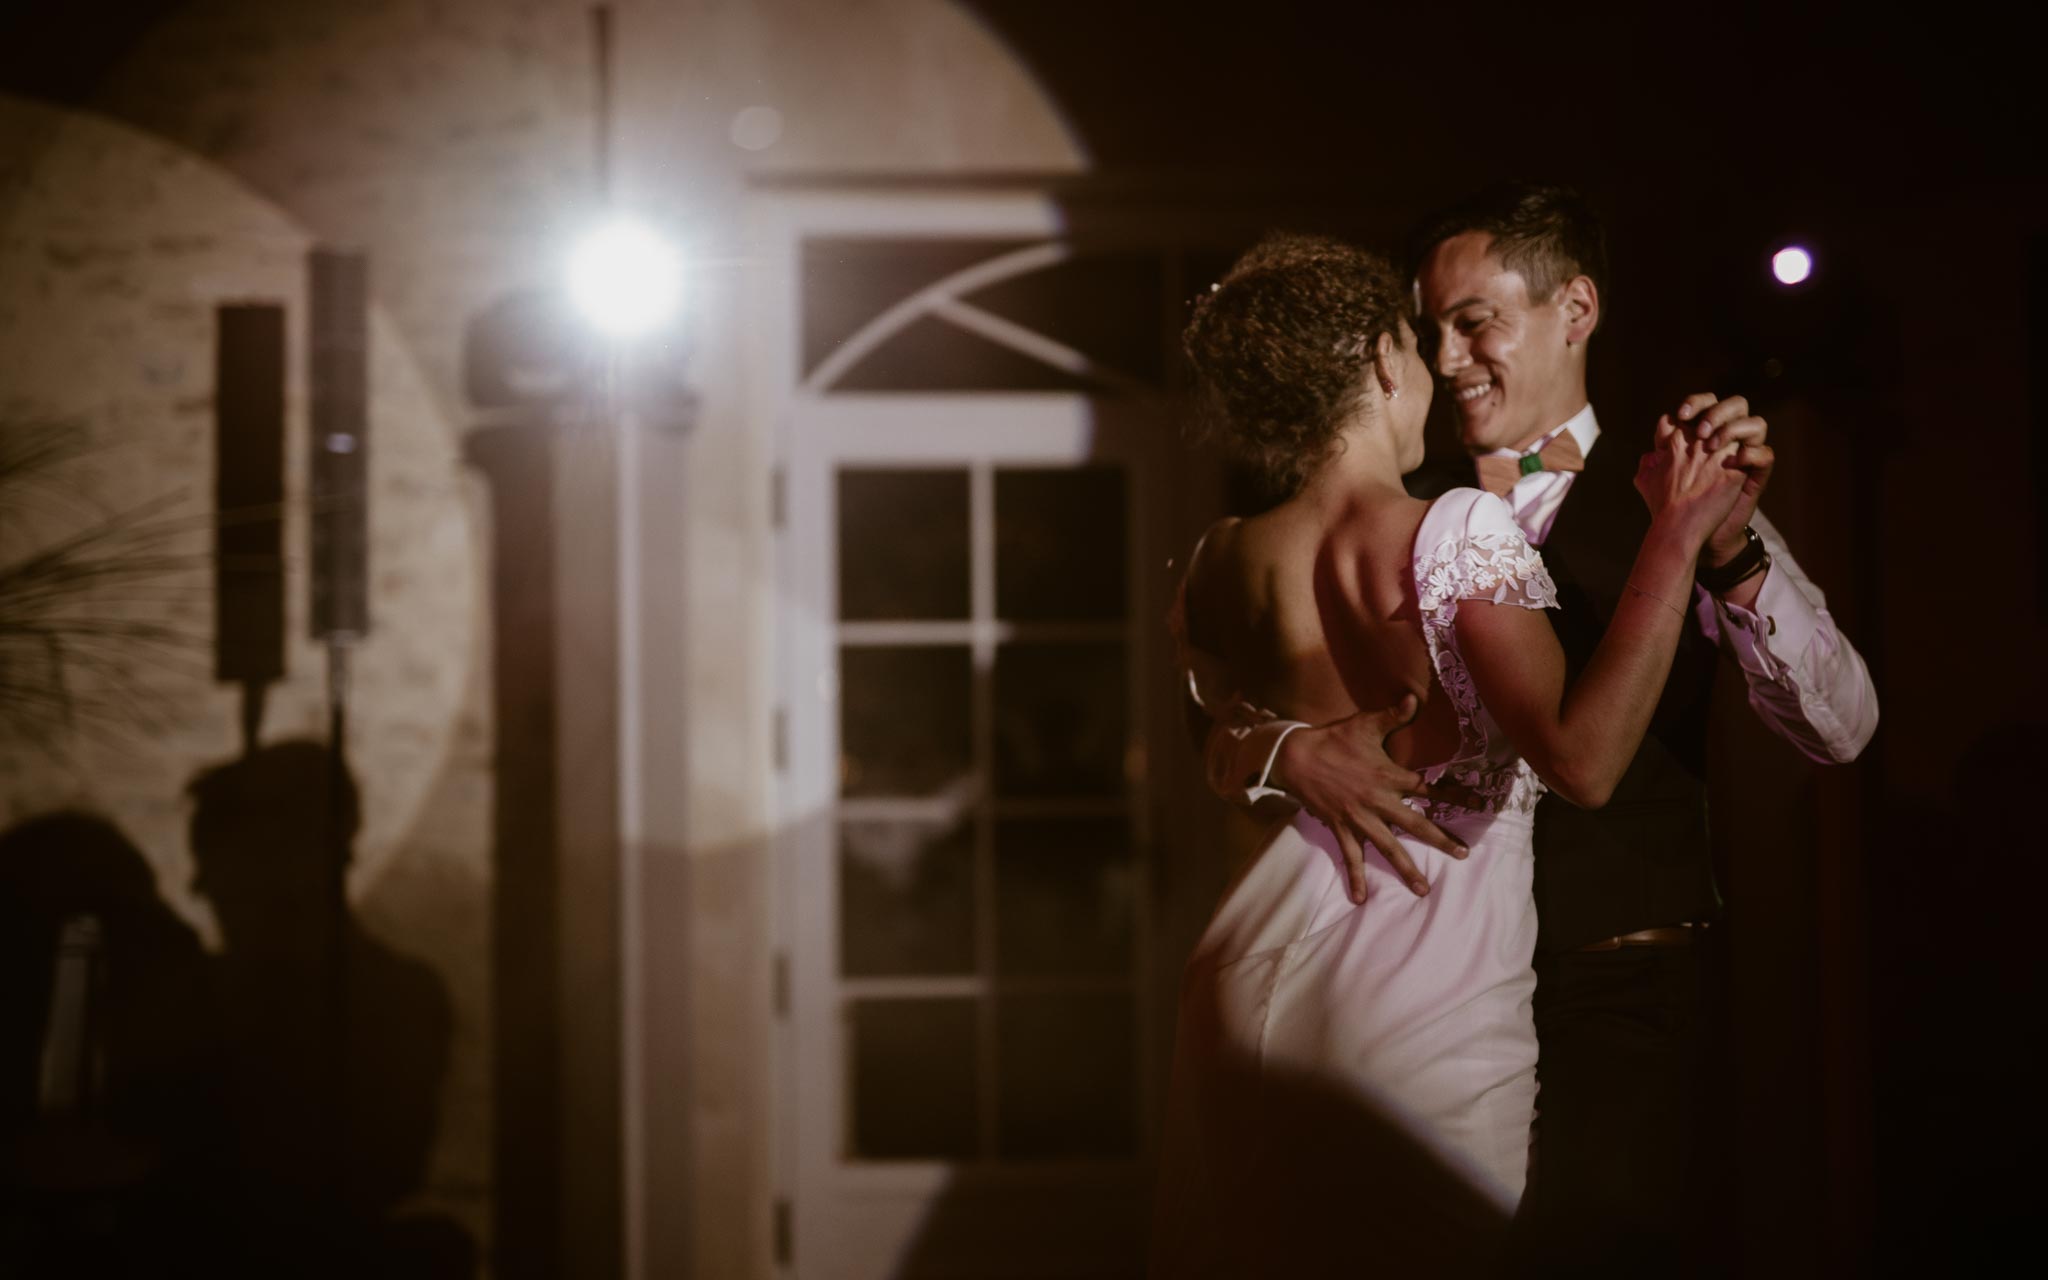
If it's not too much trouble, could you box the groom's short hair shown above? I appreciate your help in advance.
[1409,183,1608,311]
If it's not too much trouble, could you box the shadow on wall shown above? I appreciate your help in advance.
[0,743,473,1279]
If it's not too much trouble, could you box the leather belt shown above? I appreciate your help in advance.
[1574,923,1706,952]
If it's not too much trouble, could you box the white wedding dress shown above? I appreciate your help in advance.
[1152,489,1558,1275]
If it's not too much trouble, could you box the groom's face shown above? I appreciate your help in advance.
[1417,232,1577,455]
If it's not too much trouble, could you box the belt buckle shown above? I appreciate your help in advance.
[1577,921,1707,953]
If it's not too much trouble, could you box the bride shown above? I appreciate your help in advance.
[1150,233,1744,1274]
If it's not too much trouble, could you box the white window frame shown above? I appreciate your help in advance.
[758,188,1165,1279]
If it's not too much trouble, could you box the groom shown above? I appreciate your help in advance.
[1196,184,1878,1266]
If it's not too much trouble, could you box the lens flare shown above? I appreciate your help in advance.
[568,218,684,337]
[1771,246,1814,287]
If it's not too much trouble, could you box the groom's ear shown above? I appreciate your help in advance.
[1560,274,1599,346]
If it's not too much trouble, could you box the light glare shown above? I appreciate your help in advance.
[1771,246,1813,286]
[569,218,683,337]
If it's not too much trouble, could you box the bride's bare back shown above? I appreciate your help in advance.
[1182,492,1464,772]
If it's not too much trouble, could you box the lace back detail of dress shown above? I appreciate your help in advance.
[1411,491,1560,817]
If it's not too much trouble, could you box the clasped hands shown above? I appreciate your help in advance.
[1669,391,1773,570]
[1274,392,1773,904]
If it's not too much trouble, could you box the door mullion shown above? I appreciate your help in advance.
[970,460,999,1162]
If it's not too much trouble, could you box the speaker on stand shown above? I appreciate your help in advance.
[309,247,370,1204]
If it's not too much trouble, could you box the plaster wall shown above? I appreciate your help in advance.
[5,3,1082,1273]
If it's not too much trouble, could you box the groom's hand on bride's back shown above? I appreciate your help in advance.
[1272,694,1471,906]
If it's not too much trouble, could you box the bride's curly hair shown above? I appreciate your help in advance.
[1182,232,1410,499]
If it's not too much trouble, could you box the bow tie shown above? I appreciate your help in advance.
[1475,431,1585,497]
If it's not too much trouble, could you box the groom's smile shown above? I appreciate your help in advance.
[1450,376,1506,444]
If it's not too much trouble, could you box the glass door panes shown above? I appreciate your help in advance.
[836,469,969,621]
[801,240,1164,391]
[839,817,976,977]
[848,997,980,1160]
[993,642,1127,796]
[994,467,1127,621]
[837,645,972,796]
[835,460,1139,1164]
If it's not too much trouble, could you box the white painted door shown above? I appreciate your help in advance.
[765,192,1173,1278]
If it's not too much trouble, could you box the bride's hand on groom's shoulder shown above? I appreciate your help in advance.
[1275,694,1471,906]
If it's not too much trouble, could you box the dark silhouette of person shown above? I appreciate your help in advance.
[185,740,466,1277]
[0,810,226,1275]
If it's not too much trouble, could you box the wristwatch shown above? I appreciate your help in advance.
[1697,525,1770,595]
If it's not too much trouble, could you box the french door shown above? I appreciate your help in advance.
[780,398,1158,1278]
[768,192,1169,1278]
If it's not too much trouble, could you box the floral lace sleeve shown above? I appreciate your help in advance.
[1409,489,1558,816]
[1414,491,1558,619]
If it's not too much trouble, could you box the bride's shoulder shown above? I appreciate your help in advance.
[1180,515,1246,601]
[1186,514,1245,573]
[1185,509,1308,616]
[1202,508,1310,569]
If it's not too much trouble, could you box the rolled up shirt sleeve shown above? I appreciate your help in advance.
[1695,510,1879,763]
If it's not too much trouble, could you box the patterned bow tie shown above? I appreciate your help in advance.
[1475,431,1585,497]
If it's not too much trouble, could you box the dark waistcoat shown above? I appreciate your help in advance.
[1412,440,1724,954]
